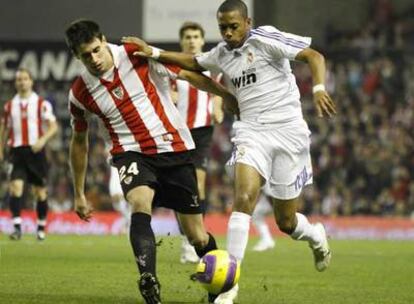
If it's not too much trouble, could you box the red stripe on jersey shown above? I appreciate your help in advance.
[37,97,44,137]
[100,69,158,154]
[20,103,29,145]
[69,102,88,132]
[125,49,186,152]
[71,77,124,154]
[187,86,198,128]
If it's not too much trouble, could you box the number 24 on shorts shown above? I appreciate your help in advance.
[119,162,139,184]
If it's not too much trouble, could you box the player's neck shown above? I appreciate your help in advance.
[18,90,32,99]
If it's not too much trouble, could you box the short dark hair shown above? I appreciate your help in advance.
[65,19,103,54]
[217,0,248,18]
[179,22,205,39]
[16,67,33,80]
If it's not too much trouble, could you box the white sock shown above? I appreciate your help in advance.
[291,213,323,247]
[253,217,273,243]
[227,211,251,261]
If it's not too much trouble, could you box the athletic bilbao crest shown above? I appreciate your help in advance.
[111,86,124,99]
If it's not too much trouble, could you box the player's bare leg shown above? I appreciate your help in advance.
[8,179,24,240]
[177,212,218,303]
[32,186,48,241]
[215,163,263,304]
[272,197,331,272]
[126,185,161,304]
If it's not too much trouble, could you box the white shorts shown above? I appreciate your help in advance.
[228,119,313,200]
[109,166,124,197]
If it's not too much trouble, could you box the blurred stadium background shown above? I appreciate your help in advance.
[1,0,414,239]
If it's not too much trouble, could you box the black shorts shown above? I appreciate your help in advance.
[9,147,48,186]
[190,126,214,171]
[111,150,202,214]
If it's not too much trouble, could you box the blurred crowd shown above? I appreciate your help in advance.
[1,0,413,217]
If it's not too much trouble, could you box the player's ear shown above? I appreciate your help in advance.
[102,35,107,44]
[246,17,252,28]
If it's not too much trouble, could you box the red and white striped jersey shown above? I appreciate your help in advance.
[173,71,216,129]
[2,92,56,147]
[68,43,195,156]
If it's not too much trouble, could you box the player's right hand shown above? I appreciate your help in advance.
[121,36,153,58]
[74,195,93,222]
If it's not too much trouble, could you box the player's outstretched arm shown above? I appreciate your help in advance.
[69,129,93,221]
[121,36,204,72]
[295,48,337,118]
[178,70,239,117]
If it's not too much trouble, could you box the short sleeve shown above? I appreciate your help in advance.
[195,46,222,75]
[148,59,181,80]
[251,26,312,60]
[41,100,56,122]
[68,90,89,132]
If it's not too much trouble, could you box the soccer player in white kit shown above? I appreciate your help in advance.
[122,0,336,303]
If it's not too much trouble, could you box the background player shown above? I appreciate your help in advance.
[251,192,276,251]
[0,68,58,241]
[172,21,225,264]
[122,0,336,302]
[65,19,237,303]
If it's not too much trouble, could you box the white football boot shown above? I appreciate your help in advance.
[214,283,239,304]
[180,237,199,264]
[252,239,275,252]
[311,223,331,272]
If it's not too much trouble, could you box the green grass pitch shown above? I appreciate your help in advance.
[1,234,413,303]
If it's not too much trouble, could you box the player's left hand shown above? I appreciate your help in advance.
[313,91,336,118]
[213,105,224,124]
[31,138,46,153]
[121,36,153,58]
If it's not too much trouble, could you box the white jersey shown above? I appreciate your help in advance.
[69,43,195,155]
[2,92,56,147]
[196,25,311,125]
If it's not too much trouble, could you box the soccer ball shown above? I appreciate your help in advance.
[194,249,240,295]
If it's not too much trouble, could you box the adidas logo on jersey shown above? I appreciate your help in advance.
[231,68,257,89]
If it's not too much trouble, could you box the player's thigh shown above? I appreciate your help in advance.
[176,213,208,245]
[156,163,202,214]
[195,168,207,198]
[112,152,158,214]
[233,162,264,214]
[27,150,48,188]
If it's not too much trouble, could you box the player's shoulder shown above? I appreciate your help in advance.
[69,76,90,102]
[249,26,282,44]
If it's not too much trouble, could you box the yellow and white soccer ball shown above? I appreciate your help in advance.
[194,249,240,295]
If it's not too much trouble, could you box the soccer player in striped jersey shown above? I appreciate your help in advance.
[0,68,58,241]
[65,19,237,304]
[122,0,336,302]
[172,21,224,264]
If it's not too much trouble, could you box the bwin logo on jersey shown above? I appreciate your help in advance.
[231,68,257,89]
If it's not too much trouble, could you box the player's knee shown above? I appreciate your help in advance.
[9,182,23,197]
[34,187,48,201]
[276,217,296,235]
[234,191,256,214]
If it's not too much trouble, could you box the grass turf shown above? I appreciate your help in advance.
[1,234,413,304]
